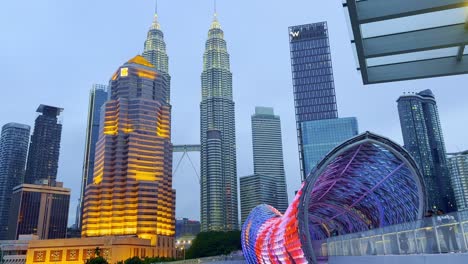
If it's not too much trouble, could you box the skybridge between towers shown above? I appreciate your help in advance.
[173,144,201,183]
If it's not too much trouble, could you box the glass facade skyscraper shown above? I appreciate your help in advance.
[251,107,288,212]
[0,123,30,240]
[81,56,176,257]
[200,14,238,231]
[397,89,456,212]
[301,118,358,176]
[79,84,108,228]
[289,22,338,122]
[448,151,468,210]
[289,22,358,180]
[8,182,70,240]
[24,105,63,185]
[240,174,277,224]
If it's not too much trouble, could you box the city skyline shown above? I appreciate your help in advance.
[1,0,468,225]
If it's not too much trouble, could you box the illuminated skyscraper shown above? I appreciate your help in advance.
[200,13,238,231]
[142,8,170,103]
[24,105,63,185]
[81,56,175,256]
[0,123,30,240]
[398,89,456,212]
[78,84,108,228]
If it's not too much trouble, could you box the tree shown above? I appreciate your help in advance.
[124,256,143,264]
[85,247,108,264]
[86,257,108,264]
[185,231,241,259]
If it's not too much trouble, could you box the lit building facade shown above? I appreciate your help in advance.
[289,22,358,180]
[0,123,30,240]
[397,89,456,212]
[301,117,358,176]
[25,236,164,264]
[241,132,426,264]
[448,151,468,210]
[81,56,175,257]
[240,174,276,224]
[24,105,63,185]
[200,14,238,231]
[79,84,108,228]
[8,183,70,240]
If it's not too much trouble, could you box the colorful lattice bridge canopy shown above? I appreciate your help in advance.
[241,132,426,264]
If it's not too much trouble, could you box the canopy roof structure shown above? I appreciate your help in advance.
[343,0,468,84]
[241,132,426,264]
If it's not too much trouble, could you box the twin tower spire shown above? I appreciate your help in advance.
[149,1,221,32]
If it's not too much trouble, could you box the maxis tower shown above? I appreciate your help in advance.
[81,56,176,255]
[200,13,238,231]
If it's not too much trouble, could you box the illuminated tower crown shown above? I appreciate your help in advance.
[142,5,171,103]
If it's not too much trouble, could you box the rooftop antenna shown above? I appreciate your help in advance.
[155,0,158,14]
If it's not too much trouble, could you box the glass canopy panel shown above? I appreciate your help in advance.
[343,0,468,84]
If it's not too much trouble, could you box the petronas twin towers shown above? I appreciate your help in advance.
[142,10,238,231]
[200,14,238,231]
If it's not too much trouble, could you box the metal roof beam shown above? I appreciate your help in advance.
[363,23,468,58]
[355,0,468,24]
[367,55,468,84]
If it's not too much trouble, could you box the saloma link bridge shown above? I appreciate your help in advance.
[241,132,438,264]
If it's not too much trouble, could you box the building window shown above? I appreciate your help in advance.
[33,251,46,262]
[66,249,79,261]
[50,250,62,262]
[83,249,95,260]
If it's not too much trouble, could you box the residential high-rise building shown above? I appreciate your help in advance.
[142,10,170,104]
[240,174,276,224]
[78,84,108,228]
[289,22,358,180]
[81,56,175,257]
[7,182,70,240]
[448,151,468,210]
[251,107,288,212]
[24,105,63,185]
[200,13,238,231]
[0,123,30,240]
[397,89,456,212]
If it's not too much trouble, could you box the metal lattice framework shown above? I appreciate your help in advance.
[241,132,426,264]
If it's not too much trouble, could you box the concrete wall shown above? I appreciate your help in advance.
[329,254,468,264]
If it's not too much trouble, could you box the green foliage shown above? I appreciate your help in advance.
[124,256,144,264]
[185,231,241,259]
[86,256,108,264]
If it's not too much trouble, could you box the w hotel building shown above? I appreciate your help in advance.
[81,55,175,257]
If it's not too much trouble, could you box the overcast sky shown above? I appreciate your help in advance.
[1,1,467,226]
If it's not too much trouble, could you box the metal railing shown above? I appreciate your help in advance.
[326,210,468,256]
